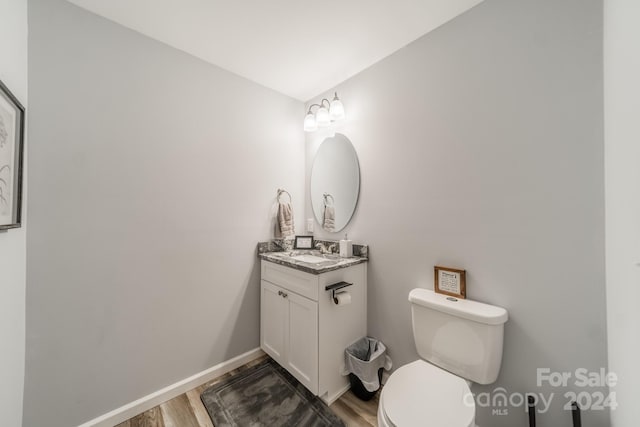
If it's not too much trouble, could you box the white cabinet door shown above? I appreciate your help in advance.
[260,280,288,364]
[286,290,318,394]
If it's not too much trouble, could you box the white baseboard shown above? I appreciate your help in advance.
[77,347,264,427]
[322,383,351,406]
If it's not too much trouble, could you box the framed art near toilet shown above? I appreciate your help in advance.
[434,266,466,299]
[0,78,25,231]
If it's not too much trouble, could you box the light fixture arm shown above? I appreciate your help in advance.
[307,103,321,114]
[306,99,331,115]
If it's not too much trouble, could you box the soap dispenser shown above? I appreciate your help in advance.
[339,234,353,258]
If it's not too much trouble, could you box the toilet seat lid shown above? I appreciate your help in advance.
[382,360,475,427]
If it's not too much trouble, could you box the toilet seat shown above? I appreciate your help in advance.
[379,360,475,427]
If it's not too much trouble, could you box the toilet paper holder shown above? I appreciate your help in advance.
[325,281,353,304]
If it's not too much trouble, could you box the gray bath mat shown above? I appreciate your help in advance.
[200,358,345,427]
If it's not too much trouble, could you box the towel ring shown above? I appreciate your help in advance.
[323,193,334,206]
[277,188,292,203]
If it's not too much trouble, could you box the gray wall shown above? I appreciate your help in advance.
[25,1,304,426]
[307,0,607,425]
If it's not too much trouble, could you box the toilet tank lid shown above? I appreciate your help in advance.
[409,288,508,325]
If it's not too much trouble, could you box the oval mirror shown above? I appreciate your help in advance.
[310,133,360,233]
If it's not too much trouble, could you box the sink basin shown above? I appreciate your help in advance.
[290,254,330,264]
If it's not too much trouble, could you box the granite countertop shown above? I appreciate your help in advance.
[257,240,368,275]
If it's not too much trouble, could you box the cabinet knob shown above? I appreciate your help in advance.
[282,292,288,298]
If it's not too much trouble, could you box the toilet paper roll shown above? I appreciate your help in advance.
[333,291,352,306]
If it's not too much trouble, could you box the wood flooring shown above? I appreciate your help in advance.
[116,355,379,427]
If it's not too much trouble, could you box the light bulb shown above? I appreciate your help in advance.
[316,106,330,127]
[329,93,345,121]
[304,113,317,132]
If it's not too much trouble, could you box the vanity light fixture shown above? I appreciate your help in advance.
[304,92,345,132]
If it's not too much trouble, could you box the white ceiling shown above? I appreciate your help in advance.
[66,0,484,101]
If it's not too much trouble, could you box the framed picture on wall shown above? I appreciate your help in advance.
[0,78,25,230]
[434,266,466,299]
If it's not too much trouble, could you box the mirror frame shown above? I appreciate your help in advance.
[310,133,360,233]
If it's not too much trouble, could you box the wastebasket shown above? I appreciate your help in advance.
[344,337,392,401]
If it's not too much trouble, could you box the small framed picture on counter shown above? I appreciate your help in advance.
[434,266,466,299]
[294,235,314,250]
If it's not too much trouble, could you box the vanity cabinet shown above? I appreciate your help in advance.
[260,259,367,404]
[261,280,318,392]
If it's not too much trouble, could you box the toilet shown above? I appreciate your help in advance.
[378,288,508,427]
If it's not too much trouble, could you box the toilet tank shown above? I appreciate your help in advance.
[409,288,508,384]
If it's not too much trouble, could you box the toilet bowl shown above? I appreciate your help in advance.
[377,360,475,427]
